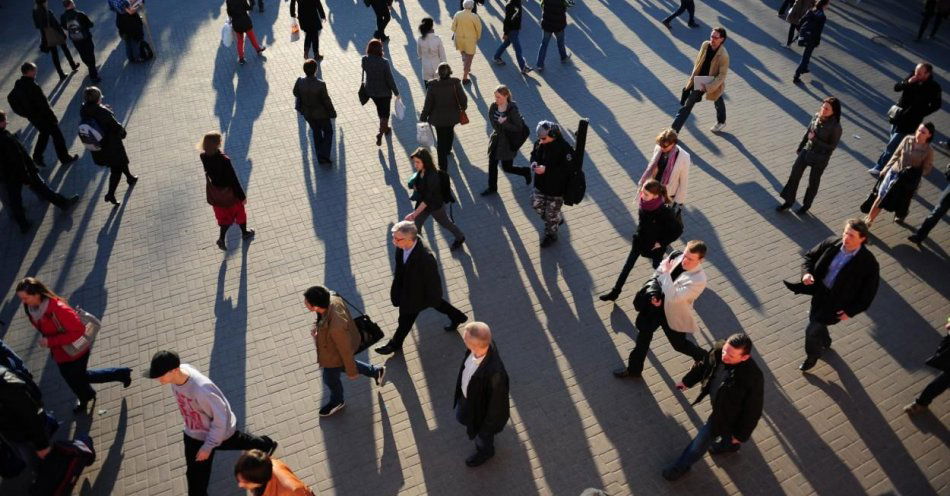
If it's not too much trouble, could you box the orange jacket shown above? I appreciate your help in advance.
[262,459,314,496]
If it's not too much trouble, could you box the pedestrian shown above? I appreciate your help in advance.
[905,322,950,414]
[0,110,79,233]
[599,180,683,302]
[451,0,482,85]
[290,0,327,60]
[420,63,466,171]
[777,0,793,17]
[144,350,278,496]
[459,0,484,14]
[227,0,266,65]
[530,120,574,247]
[366,0,392,42]
[0,340,56,463]
[362,38,400,146]
[198,131,254,250]
[234,449,315,495]
[917,0,950,41]
[483,85,532,195]
[454,322,510,467]
[80,86,138,206]
[613,240,709,379]
[416,17,446,86]
[374,221,469,355]
[638,128,691,204]
[783,0,815,47]
[294,59,336,164]
[33,0,79,79]
[661,0,700,30]
[6,62,79,167]
[908,163,949,244]
[671,27,729,133]
[783,219,879,372]
[111,0,145,63]
[792,0,829,85]
[869,63,941,175]
[492,0,530,74]
[777,96,842,214]
[661,333,764,481]
[405,147,466,250]
[864,123,935,227]
[15,277,132,414]
[249,0,265,13]
[60,0,100,83]
[304,286,386,417]
[535,0,571,71]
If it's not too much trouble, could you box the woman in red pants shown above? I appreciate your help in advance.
[200,132,255,250]
[227,0,266,64]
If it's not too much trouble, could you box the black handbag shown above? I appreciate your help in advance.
[358,70,370,106]
[925,334,950,372]
[337,294,384,353]
[859,176,882,214]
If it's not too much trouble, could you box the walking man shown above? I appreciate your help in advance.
[6,62,79,167]
[784,219,879,371]
[662,0,700,30]
[530,121,575,247]
[492,0,531,74]
[792,0,829,85]
[671,28,729,133]
[454,322,510,467]
[614,240,709,379]
[290,0,328,60]
[535,0,570,71]
[367,0,392,42]
[908,163,949,244]
[374,221,469,355]
[904,322,950,414]
[294,59,336,164]
[661,333,763,481]
[869,62,941,176]
[60,0,100,83]
[145,351,278,496]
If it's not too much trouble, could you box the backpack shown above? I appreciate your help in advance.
[65,18,85,41]
[6,86,31,119]
[563,118,589,206]
[77,117,104,151]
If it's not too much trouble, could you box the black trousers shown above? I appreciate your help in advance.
[372,4,391,39]
[917,371,949,406]
[626,306,706,374]
[918,11,947,39]
[72,39,98,79]
[389,300,466,349]
[48,43,77,76]
[3,177,69,227]
[780,151,828,209]
[106,161,134,197]
[303,29,320,58]
[803,319,832,358]
[183,431,271,496]
[487,152,530,190]
[31,120,71,164]
[610,238,665,293]
[435,126,455,171]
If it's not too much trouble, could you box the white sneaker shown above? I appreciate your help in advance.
[710,122,726,133]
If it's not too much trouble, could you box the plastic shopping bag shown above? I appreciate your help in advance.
[290,19,300,43]
[393,97,406,121]
[221,20,233,47]
[416,123,435,147]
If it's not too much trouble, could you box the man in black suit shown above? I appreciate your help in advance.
[293,59,336,164]
[6,62,78,167]
[375,221,468,355]
[784,218,879,371]
[454,322,509,467]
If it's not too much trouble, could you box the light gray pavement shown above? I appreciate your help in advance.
[0,0,948,494]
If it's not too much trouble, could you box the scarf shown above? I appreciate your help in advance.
[27,298,51,323]
[639,195,663,212]
[642,146,678,186]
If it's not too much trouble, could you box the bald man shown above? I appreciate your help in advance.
[453,322,510,467]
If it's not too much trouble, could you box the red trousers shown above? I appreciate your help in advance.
[234,29,261,59]
[212,202,247,225]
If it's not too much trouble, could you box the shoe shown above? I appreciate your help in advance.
[445,314,468,332]
[521,66,533,75]
[783,280,801,294]
[709,441,741,455]
[216,239,227,250]
[662,20,672,30]
[540,234,557,247]
[126,175,139,186]
[376,133,383,146]
[73,397,94,414]
[561,53,572,63]
[612,367,640,379]
[242,229,256,240]
[868,168,881,177]
[319,401,346,417]
[61,195,80,210]
[687,22,700,28]
[70,63,80,71]
[61,154,79,166]
[799,357,818,372]
[710,122,725,133]
[374,366,387,387]
[904,401,927,415]
[450,237,466,251]
[523,171,532,185]
[122,369,132,388]
[599,289,621,302]
[800,69,810,74]
[58,72,68,80]
[462,79,471,86]
[239,58,246,65]
[893,216,904,224]
[493,58,506,66]
[662,465,689,481]
[775,202,792,212]
[465,450,494,467]
[793,76,803,85]
[796,206,809,215]
[257,46,267,55]
[480,188,497,196]
[907,234,923,244]
[375,343,400,355]
[104,194,119,206]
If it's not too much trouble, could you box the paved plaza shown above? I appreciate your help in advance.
[0,0,948,494]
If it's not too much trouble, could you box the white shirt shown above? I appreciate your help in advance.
[402,239,417,264]
[461,352,486,398]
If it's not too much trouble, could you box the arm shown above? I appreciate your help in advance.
[422,254,443,306]
[733,373,764,442]
[706,51,730,94]
[420,87,433,122]
[437,38,446,63]
[479,371,510,436]
[500,105,522,132]
[101,108,127,140]
[639,146,660,185]
[81,12,94,29]
[674,152,689,203]
[44,301,86,347]
[882,136,908,173]
[659,272,706,305]
[796,125,810,153]
[321,85,336,119]
[292,78,301,98]
[385,64,399,97]
[316,0,327,19]
[456,80,468,110]
[328,310,358,377]
[924,85,942,116]
[843,256,879,317]
[197,392,233,453]
[922,147,933,176]
[681,354,711,388]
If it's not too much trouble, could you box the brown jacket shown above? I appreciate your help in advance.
[311,295,361,376]
[261,459,314,496]
[684,41,730,101]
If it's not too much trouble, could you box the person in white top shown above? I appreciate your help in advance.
[416,17,446,86]
[453,322,510,467]
[639,128,690,204]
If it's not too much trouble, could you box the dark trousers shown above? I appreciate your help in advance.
[914,182,949,240]
[917,371,949,406]
[55,352,130,403]
[31,121,71,164]
[48,43,77,76]
[183,430,272,496]
[671,90,725,132]
[487,154,530,190]
[306,117,333,161]
[389,300,466,349]
[626,307,706,374]
[372,4,391,39]
[72,39,98,79]
[3,177,69,228]
[435,126,455,171]
[786,23,799,46]
[322,362,378,405]
[414,206,464,242]
[795,43,816,78]
[803,319,832,358]
[918,11,946,39]
[107,161,134,197]
[371,96,391,119]
[455,397,494,455]
[780,151,827,209]
[610,239,664,293]
[303,29,320,58]
[663,0,696,24]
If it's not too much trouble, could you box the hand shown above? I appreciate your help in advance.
[808,131,816,140]
[196,449,212,462]
[731,436,741,445]
[242,199,247,205]
[836,310,850,321]
[39,338,49,348]
[404,212,416,221]
[497,116,507,124]
[802,274,815,285]
[908,75,919,84]
[503,34,508,41]
[36,447,51,459]
[651,296,662,307]
[534,165,546,175]
[675,381,687,391]
[653,242,661,249]
[347,373,359,380]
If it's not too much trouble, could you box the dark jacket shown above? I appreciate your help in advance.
[634,204,682,257]
[80,102,129,166]
[540,0,567,33]
[60,9,95,43]
[33,6,67,52]
[502,0,523,34]
[453,343,510,439]
[294,76,336,121]
[414,169,444,211]
[488,102,525,161]
[226,0,254,33]
[797,7,826,47]
[796,114,841,166]
[530,136,574,196]
[420,77,466,128]
[0,129,40,185]
[9,76,57,125]
[290,0,327,32]
[115,11,144,40]
[791,236,880,325]
[0,365,51,452]
[200,151,246,200]
[391,240,443,313]
[682,343,764,443]
[891,75,942,134]
[362,55,399,98]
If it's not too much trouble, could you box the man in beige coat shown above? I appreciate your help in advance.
[671,27,730,133]
[304,286,385,417]
[451,0,482,85]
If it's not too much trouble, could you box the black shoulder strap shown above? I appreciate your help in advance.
[334,293,366,318]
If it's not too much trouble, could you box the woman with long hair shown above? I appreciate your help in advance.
[777,96,842,214]
[405,147,466,250]
[226,0,266,65]
[416,18,446,86]
[199,132,255,250]
[362,38,400,146]
[33,0,79,79]
[483,85,531,195]
[864,122,935,227]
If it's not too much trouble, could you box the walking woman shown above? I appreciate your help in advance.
[416,18,446,86]
[80,86,137,206]
[492,0,530,74]
[362,38,400,146]
[290,0,328,60]
[531,121,574,247]
[33,0,79,79]
[783,0,815,47]
[777,96,842,214]
[227,0,266,65]
[199,132,255,250]
[451,0,482,85]
[483,85,531,195]
[16,277,132,414]
[600,180,683,301]
[405,147,466,250]
[639,128,691,205]
[420,63,466,171]
[864,122,935,227]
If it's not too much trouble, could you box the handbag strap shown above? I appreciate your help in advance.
[334,293,367,318]
[452,81,464,112]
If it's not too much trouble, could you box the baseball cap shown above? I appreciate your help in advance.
[144,350,180,378]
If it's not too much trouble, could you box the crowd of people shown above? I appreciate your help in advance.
[1,0,948,493]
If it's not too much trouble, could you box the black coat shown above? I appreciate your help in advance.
[420,77,466,128]
[634,204,682,257]
[0,366,51,452]
[294,76,336,121]
[789,237,880,325]
[540,0,567,33]
[33,6,67,52]
[530,136,574,196]
[414,169,443,211]
[0,129,39,185]
[682,343,764,443]
[200,151,246,200]
[226,0,254,33]
[290,0,327,32]
[797,8,826,47]
[502,0,523,34]
[891,75,942,134]
[60,9,95,43]
[361,55,399,98]
[453,343,510,439]
[391,240,443,313]
[488,102,525,162]
[80,102,129,167]
[9,77,57,125]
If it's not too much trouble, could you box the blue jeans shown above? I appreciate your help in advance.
[795,44,816,77]
[874,125,908,170]
[915,182,950,240]
[670,421,714,471]
[56,352,130,403]
[536,30,567,68]
[671,90,725,132]
[494,30,526,71]
[455,398,495,455]
[322,361,377,405]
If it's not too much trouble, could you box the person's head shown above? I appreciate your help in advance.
[818,96,841,121]
[15,277,60,307]
[234,450,273,491]
[366,39,384,57]
[144,350,183,384]
[640,179,671,204]
[303,285,331,314]
[915,122,935,144]
[841,218,870,251]
[494,85,512,107]
[462,322,492,356]
[536,120,561,144]
[21,62,37,78]
[437,62,453,80]
[462,0,474,10]
[914,62,933,81]
[710,27,727,49]
[815,0,830,9]
[410,147,436,172]
[83,86,102,105]
[63,0,75,9]
[655,128,678,152]
[418,17,434,38]
[0,110,7,130]
[681,240,708,271]
[391,221,418,249]
[721,333,753,365]
[303,58,318,77]
[198,131,223,154]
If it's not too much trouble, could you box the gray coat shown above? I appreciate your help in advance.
[796,114,841,166]
[420,77,466,128]
[488,102,525,161]
[361,55,399,98]
[294,76,336,121]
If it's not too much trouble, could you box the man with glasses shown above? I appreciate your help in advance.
[671,27,730,134]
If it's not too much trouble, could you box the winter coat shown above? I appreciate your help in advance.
[0,129,40,185]
[796,114,841,167]
[877,136,934,216]
[654,252,706,333]
[311,295,361,376]
[788,237,880,325]
[24,297,88,364]
[33,6,67,52]
[200,151,247,202]
[294,76,336,121]
[0,365,51,452]
[502,0,523,34]
[684,42,729,101]
[540,0,567,33]
[453,343,510,439]
[682,343,764,443]
[890,75,942,135]
[420,77,467,128]
[413,168,444,212]
[226,0,254,33]
[797,7,827,47]
[785,0,814,25]
[639,145,691,204]
[361,55,399,98]
[451,9,482,54]
[9,76,57,125]
[391,240,443,313]
[416,34,447,82]
[60,9,95,43]
[488,102,525,161]
[80,102,129,167]
[530,136,574,196]
[633,204,682,257]
[290,0,327,33]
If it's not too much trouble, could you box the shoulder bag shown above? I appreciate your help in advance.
[358,69,370,106]
[48,306,101,358]
[453,82,469,125]
[336,294,384,353]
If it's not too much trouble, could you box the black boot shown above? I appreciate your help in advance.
[599,289,621,302]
